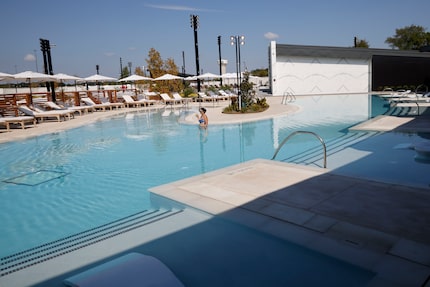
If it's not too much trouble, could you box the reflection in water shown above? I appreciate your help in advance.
[199,127,208,173]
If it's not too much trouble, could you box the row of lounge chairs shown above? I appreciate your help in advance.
[382,89,430,115]
[1,89,237,132]
[0,96,128,132]
[197,90,237,103]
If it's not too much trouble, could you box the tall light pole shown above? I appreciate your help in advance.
[40,38,56,102]
[230,35,245,110]
[218,36,222,86]
[190,14,201,92]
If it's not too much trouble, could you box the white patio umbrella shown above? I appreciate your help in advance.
[54,73,83,93]
[0,72,14,80]
[13,70,58,95]
[153,73,183,81]
[119,74,153,82]
[221,72,241,79]
[81,74,117,92]
[119,74,153,94]
[184,75,198,81]
[82,74,117,82]
[54,73,83,81]
[196,72,220,80]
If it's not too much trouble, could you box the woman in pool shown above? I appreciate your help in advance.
[196,107,208,128]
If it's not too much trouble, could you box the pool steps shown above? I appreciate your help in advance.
[0,207,183,276]
[279,131,378,168]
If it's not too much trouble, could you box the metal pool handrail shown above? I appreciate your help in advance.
[271,131,327,168]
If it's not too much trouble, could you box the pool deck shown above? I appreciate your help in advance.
[1,96,430,286]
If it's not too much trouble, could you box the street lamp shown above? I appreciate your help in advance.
[230,35,245,110]
[190,14,201,92]
[40,38,56,102]
[217,36,223,86]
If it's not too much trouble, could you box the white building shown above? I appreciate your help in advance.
[268,41,430,96]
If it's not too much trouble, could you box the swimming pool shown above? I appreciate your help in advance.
[0,94,414,285]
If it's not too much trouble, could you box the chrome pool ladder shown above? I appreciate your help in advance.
[271,131,327,168]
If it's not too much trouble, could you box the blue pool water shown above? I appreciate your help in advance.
[0,94,397,285]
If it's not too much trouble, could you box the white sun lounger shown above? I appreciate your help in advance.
[81,97,113,111]
[0,116,36,131]
[122,95,145,108]
[63,252,184,287]
[18,105,74,122]
[160,93,182,105]
[43,101,94,115]
[172,92,192,105]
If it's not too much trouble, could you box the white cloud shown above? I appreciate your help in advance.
[128,47,137,51]
[145,4,200,11]
[104,52,115,57]
[264,32,279,40]
[24,54,36,61]
[144,4,219,12]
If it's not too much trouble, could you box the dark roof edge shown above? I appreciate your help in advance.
[276,43,430,59]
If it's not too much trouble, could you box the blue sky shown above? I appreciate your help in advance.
[1,0,429,78]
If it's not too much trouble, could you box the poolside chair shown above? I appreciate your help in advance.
[0,115,36,131]
[100,97,124,109]
[172,92,192,105]
[136,94,157,106]
[43,101,93,116]
[196,92,213,103]
[122,94,144,108]
[218,90,231,101]
[63,252,184,287]
[81,97,113,111]
[224,89,238,99]
[160,93,182,105]
[18,105,74,122]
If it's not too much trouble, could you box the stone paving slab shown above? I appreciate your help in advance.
[150,158,430,286]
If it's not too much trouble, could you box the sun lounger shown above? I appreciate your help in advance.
[390,101,430,115]
[0,116,36,131]
[196,92,214,103]
[43,101,93,116]
[160,93,182,105]
[100,97,124,109]
[18,105,74,122]
[81,97,113,111]
[172,93,192,105]
[63,252,184,287]
[136,94,157,106]
[218,90,232,100]
[122,95,145,108]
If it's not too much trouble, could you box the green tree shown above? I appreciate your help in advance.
[354,38,369,48]
[250,68,268,77]
[135,66,144,76]
[164,58,183,92]
[145,48,182,93]
[146,48,164,78]
[385,25,430,50]
[121,67,130,78]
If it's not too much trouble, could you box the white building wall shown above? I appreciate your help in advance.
[270,42,371,96]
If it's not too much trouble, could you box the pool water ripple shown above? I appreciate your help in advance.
[0,95,399,261]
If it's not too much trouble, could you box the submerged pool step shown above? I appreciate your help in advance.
[0,207,184,276]
[281,132,378,167]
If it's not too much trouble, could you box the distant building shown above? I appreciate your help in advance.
[268,41,430,96]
